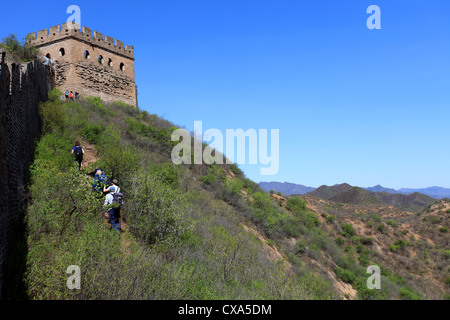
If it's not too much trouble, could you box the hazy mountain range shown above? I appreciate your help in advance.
[258,182,316,196]
[259,182,450,199]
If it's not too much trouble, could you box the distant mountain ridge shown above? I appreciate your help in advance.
[320,185,437,212]
[396,187,450,199]
[258,182,450,199]
[362,185,450,199]
[364,185,398,194]
[258,182,315,195]
[307,183,352,199]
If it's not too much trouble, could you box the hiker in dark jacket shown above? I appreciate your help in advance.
[71,141,85,170]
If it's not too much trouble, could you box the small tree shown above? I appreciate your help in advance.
[0,34,38,63]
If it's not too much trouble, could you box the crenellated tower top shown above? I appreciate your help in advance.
[27,21,134,60]
[26,21,137,107]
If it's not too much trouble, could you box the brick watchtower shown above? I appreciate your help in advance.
[27,21,137,107]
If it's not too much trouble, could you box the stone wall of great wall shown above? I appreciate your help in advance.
[0,52,52,298]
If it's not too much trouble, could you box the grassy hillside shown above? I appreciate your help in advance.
[10,89,335,300]
[9,89,448,300]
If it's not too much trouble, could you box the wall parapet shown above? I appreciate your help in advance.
[27,21,134,60]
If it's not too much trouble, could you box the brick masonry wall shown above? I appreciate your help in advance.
[28,23,137,107]
[0,54,50,299]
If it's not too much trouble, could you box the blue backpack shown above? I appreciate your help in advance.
[73,146,83,157]
[92,168,109,192]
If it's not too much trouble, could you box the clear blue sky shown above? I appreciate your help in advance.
[2,0,449,189]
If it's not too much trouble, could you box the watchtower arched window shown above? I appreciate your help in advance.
[59,48,65,56]
[119,62,125,71]
[108,58,112,67]
[84,50,90,59]
[98,55,104,64]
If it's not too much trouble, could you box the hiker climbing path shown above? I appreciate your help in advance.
[79,140,99,170]
[76,139,131,250]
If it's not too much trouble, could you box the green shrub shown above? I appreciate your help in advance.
[439,226,448,233]
[369,214,382,222]
[399,287,421,300]
[386,219,398,227]
[341,223,356,237]
[443,277,450,287]
[389,239,408,252]
[229,163,243,176]
[39,90,67,133]
[360,237,373,246]
[286,196,307,212]
[299,210,320,228]
[377,223,387,234]
[154,162,180,189]
[326,215,335,224]
[336,267,356,284]
[81,122,106,144]
[253,192,273,210]
[226,177,244,196]
[127,169,194,247]
[295,240,307,255]
[201,172,217,185]
[335,238,345,246]
[358,253,370,266]
[85,96,109,115]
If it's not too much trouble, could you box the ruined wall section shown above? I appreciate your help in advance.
[73,60,136,105]
[0,54,51,299]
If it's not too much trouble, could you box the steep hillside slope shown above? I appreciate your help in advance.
[299,195,450,299]
[14,90,337,300]
[13,89,447,301]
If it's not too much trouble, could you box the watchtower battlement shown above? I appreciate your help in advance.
[26,22,137,107]
[27,22,134,60]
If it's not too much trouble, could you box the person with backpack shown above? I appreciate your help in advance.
[92,168,109,193]
[104,179,123,232]
[103,179,120,195]
[65,90,69,100]
[71,141,84,170]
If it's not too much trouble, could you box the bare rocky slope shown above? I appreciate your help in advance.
[292,194,450,299]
